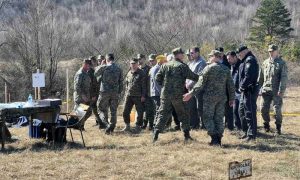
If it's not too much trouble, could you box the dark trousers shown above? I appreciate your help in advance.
[188,92,204,129]
[239,90,258,138]
[233,98,242,130]
[225,101,234,130]
[123,96,144,126]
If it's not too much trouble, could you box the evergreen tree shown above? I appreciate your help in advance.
[248,0,294,45]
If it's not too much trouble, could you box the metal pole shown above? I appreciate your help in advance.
[66,69,69,113]
[4,82,7,103]
[37,69,41,100]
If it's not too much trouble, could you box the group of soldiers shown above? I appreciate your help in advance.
[73,43,287,146]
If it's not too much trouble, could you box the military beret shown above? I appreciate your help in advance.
[130,58,139,64]
[137,54,145,59]
[208,50,222,57]
[268,44,278,52]
[148,54,157,61]
[106,53,114,60]
[236,45,248,53]
[215,47,224,52]
[172,47,184,55]
[83,59,92,65]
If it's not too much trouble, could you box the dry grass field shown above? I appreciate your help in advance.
[0,88,300,180]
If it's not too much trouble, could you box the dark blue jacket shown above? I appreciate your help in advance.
[239,51,259,92]
[231,60,241,93]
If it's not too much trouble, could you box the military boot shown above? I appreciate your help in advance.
[132,125,142,134]
[184,130,194,141]
[217,135,222,146]
[152,129,160,143]
[209,135,217,146]
[121,124,131,132]
[276,124,281,135]
[105,124,115,135]
[141,120,148,129]
[263,122,270,132]
[98,120,108,129]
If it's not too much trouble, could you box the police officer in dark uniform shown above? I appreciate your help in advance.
[237,45,259,141]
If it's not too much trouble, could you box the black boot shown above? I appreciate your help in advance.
[141,120,148,129]
[184,130,193,141]
[152,129,160,143]
[217,135,222,146]
[264,122,270,132]
[209,135,217,146]
[99,121,108,129]
[105,124,115,135]
[276,124,281,135]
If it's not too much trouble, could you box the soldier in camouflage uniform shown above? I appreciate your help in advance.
[94,53,123,134]
[153,47,198,143]
[73,59,94,128]
[183,50,235,146]
[137,54,155,130]
[122,58,146,133]
[88,56,107,128]
[259,44,288,135]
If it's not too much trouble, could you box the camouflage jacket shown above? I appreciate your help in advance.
[156,59,198,99]
[125,68,146,97]
[258,57,288,94]
[191,62,235,102]
[88,68,99,97]
[73,67,92,104]
[94,63,123,94]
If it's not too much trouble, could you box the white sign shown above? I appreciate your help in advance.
[229,159,252,180]
[32,73,45,87]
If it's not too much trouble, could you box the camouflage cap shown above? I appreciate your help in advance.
[89,56,97,61]
[236,45,248,53]
[97,55,105,60]
[208,50,222,57]
[215,47,224,52]
[148,54,157,61]
[155,55,167,63]
[172,47,184,55]
[130,58,139,64]
[268,44,278,52]
[137,54,145,59]
[185,49,190,55]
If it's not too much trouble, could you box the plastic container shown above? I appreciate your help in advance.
[29,119,42,138]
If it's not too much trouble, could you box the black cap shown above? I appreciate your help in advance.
[106,53,114,60]
[83,59,92,65]
[226,51,237,56]
[236,45,248,53]
[215,47,224,52]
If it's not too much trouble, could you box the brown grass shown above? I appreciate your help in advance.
[1,88,300,180]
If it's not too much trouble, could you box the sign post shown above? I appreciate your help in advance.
[32,70,45,100]
[229,159,252,180]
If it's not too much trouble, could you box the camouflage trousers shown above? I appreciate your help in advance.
[261,92,283,125]
[202,96,226,136]
[142,97,155,127]
[154,98,190,132]
[97,92,119,127]
[123,96,144,126]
